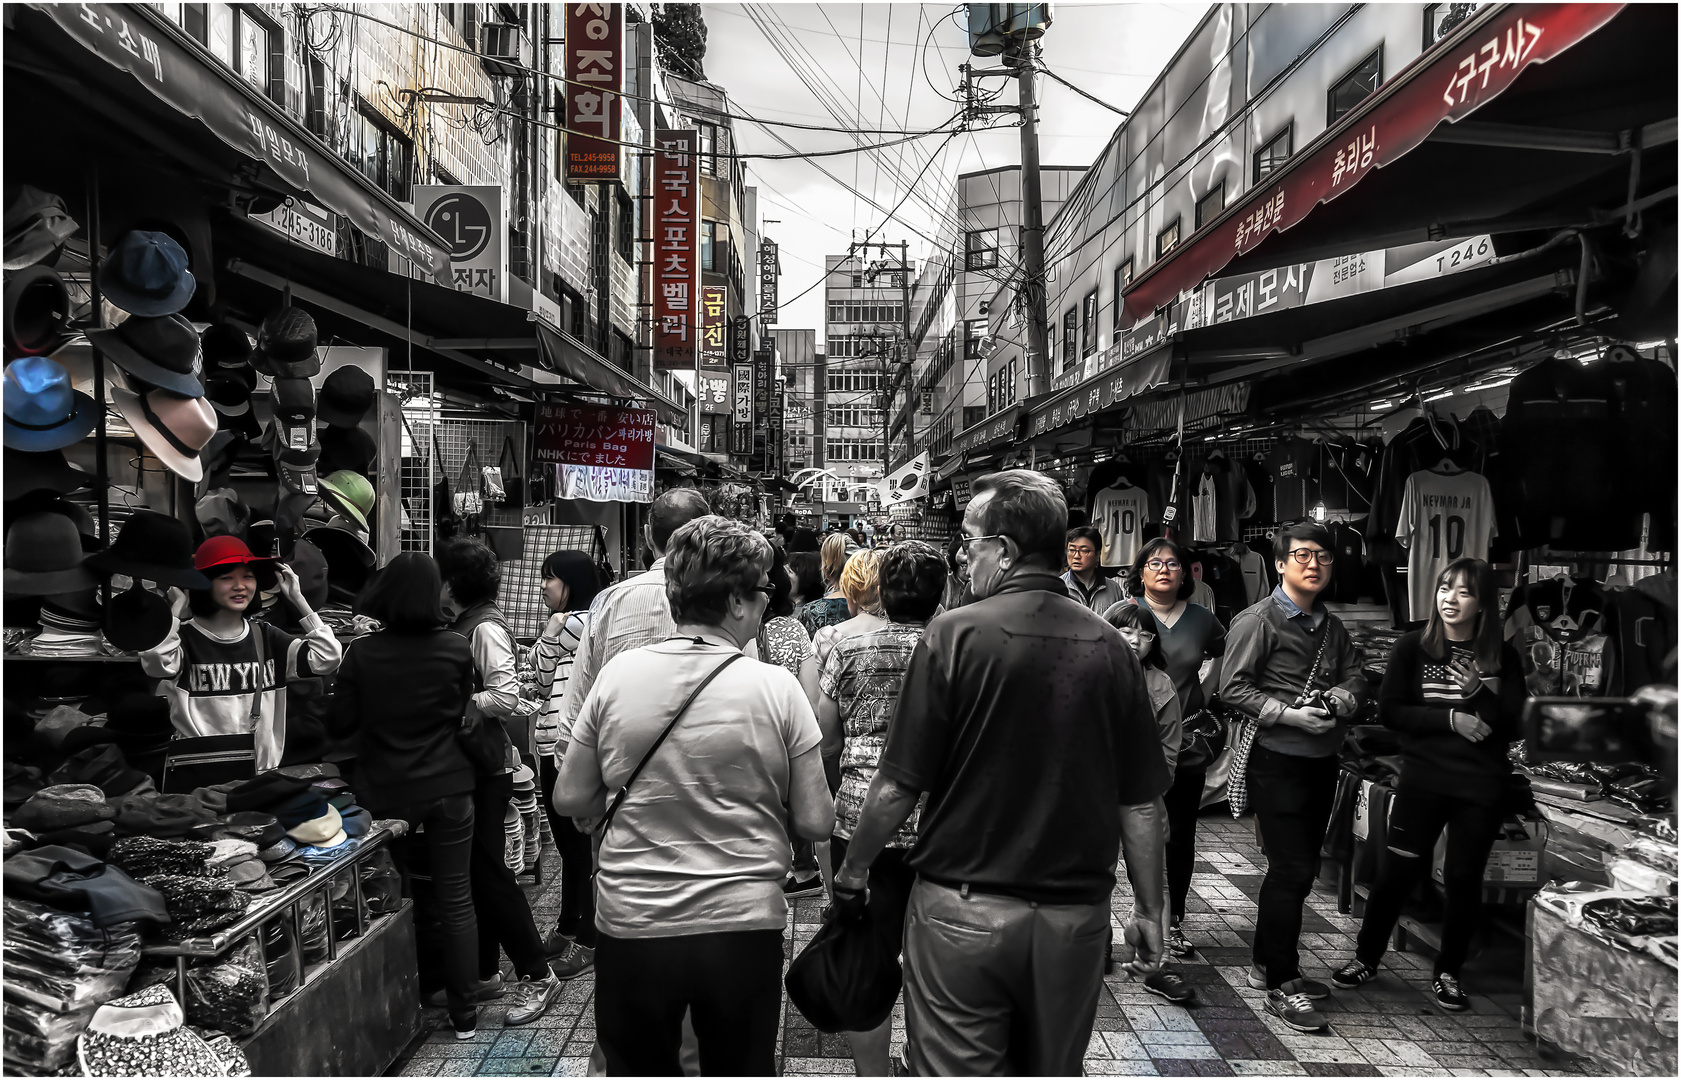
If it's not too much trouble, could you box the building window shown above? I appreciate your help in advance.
[965,229,999,271]
[1081,289,1098,358]
[988,373,999,415]
[1156,218,1181,259]
[1424,3,1484,48]
[181,4,208,44]
[447,5,480,49]
[827,302,904,325]
[694,120,723,178]
[1061,308,1077,371]
[1328,48,1382,125]
[350,104,413,201]
[1195,183,1225,230]
[1113,260,1133,327]
[234,6,283,102]
[964,318,987,360]
[302,55,329,139]
[1254,125,1292,184]
[700,220,727,272]
[616,188,634,263]
[1007,359,1018,405]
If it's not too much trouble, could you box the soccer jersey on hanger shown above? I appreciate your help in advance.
[1091,484,1150,568]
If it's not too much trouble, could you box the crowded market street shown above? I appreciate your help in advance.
[3,2,1677,1077]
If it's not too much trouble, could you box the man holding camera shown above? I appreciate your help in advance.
[1219,523,1367,1032]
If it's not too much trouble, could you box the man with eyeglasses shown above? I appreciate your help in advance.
[1062,525,1128,612]
[835,470,1170,1075]
[1219,522,1367,1033]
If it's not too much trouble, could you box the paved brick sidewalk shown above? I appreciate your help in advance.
[395,815,1591,1077]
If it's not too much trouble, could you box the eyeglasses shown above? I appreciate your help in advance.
[1144,559,1182,572]
[750,584,776,598]
[960,533,1007,552]
[1288,548,1335,565]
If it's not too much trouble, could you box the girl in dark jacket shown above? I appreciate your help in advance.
[1332,557,1524,1012]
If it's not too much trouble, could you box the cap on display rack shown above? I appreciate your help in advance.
[3,185,80,271]
[318,423,376,476]
[86,510,211,589]
[317,469,373,531]
[85,313,205,399]
[316,365,375,428]
[199,322,252,370]
[96,230,196,317]
[253,307,320,378]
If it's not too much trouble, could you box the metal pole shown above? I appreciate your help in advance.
[1015,41,1051,397]
[86,169,109,583]
[899,239,914,467]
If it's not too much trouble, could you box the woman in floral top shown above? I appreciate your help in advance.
[816,541,946,1077]
[796,533,853,635]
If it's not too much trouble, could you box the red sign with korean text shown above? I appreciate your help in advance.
[1121,3,1621,322]
[700,286,728,370]
[564,4,623,182]
[653,129,699,369]
[533,403,656,470]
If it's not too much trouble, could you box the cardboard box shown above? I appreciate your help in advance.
[1434,816,1547,886]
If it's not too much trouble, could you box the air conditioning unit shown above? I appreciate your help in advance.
[977,335,998,360]
[479,20,524,78]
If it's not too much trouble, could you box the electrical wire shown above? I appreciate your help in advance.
[1036,63,1131,116]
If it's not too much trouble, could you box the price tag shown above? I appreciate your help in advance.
[1161,505,1178,525]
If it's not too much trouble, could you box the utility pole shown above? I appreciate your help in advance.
[898,239,914,468]
[1011,41,1050,397]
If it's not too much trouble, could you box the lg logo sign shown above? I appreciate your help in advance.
[424,192,493,259]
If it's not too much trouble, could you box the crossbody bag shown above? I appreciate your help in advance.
[1225,627,1331,818]
[161,623,267,793]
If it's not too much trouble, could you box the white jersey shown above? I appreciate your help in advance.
[1192,473,1218,543]
[1092,484,1150,568]
[1395,468,1497,621]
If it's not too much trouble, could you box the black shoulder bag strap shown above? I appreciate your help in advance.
[595,651,744,841]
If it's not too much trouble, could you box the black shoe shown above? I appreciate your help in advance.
[1144,967,1195,1004]
[1332,959,1378,990]
[542,929,576,956]
[1167,925,1195,960]
[452,1009,478,1040]
[782,874,823,899]
[422,974,504,1009]
[1433,973,1469,1011]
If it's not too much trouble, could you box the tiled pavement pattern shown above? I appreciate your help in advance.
[394,815,1594,1077]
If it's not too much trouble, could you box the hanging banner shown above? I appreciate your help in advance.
[758,240,779,325]
[564,3,623,182]
[653,129,698,369]
[534,402,655,504]
[879,452,930,505]
[749,338,773,472]
[696,370,732,413]
[556,464,653,504]
[413,185,506,301]
[699,286,728,370]
[732,363,754,424]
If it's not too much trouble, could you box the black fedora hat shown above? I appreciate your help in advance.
[85,314,205,398]
[318,423,377,477]
[4,185,79,272]
[200,323,252,370]
[303,523,375,602]
[85,509,210,589]
[97,230,196,317]
[3,511,97,595]
[287,538,330,609]
[5,266,71,357]
[103,582,175,652]
[316,366,375,428]
[3,447,96,501]
[253,307,320,378]
[6,494,102,552]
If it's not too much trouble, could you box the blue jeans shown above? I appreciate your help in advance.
[388,793,478,1023]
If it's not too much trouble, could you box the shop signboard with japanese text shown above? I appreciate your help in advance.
[413,185,506,301]
[700,286,728,370]
[759,241,779,325]
[653,130,699,369]
[564,4,623,182]
[533,402,655,504]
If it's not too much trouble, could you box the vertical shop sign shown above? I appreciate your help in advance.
[564,4,623,182]
[413,186,506,301]
[732,363,754,425]
[758,240,779,325]
[653,130,698,369]
[699,286,728,370]
[729,315,752,364]
[533,402,656,504]
[750,337,773,472]
[697,371,731,413]
[769,377,786,476]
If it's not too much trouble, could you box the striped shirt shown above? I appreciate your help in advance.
[531,611,589,757]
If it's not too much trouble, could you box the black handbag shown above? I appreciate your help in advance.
[1177,702,1233,773]
[498,435,525,510]
[786,900,903,1033]
[432,433,458,540]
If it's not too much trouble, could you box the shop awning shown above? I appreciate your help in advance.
[13,3,450,278]
[535,325,686,427]
[1122,3,1628,323]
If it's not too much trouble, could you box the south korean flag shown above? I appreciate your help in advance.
[878,453,930,506]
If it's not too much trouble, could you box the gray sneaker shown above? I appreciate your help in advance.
[1266,985,1328,1032]
[551,940,596,980]
[502,976,562,1027]
[1249,964,1329,1000]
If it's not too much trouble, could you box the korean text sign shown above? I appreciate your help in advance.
[700,286,728,370]
[759,241,779,325]
[653,129,699,369]
[533,403,656,471]
[564,4,623,182]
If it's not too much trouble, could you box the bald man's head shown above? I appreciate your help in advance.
[648,487,712,555]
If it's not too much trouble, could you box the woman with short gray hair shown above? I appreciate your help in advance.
[554,514,834,1075]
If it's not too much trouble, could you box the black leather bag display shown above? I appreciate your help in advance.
[1177,702,1233,772]
[498,436,524,510]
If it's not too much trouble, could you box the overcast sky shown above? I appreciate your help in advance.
[700,2,1211,336]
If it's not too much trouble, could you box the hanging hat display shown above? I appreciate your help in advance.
[3,511,98,595]
[203,364,254,416]
[318,423,376,477]
[317,469,373,532]
[96,230,196,317]
[286,538,329,608]
[303,523,375,603]
[200,322,252,371]
[3,185,79,271]
[109,386,217,482]
[6,495,102,552]
[84,313,204,398]
[194,488,251,541]
[316,365,375,428]
[3,356,97,451]
[4,265,71,357]
[253,307,320,378]
[3,447,96,501]
[85,509,210,590]
[275,445,320,496]
[102,582,175,652]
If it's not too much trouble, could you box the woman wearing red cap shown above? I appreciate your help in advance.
[140,535,343,788]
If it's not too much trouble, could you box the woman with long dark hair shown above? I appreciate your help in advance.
[1102,536,1226,963]
[1333,557,1523,1012]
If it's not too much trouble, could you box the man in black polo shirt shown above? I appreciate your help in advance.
[834,469,1170,1076]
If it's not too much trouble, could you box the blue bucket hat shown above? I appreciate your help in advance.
[3,356,97,451]
[97,231,195,317]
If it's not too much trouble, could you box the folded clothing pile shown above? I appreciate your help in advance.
[2,897,143,1073]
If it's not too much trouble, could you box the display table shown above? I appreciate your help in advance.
[1530,899,1678,1075]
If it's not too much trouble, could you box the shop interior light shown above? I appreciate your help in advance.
[1311,502,1327,523]
[1424,390,1456,402]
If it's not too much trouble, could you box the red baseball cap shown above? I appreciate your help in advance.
[194,535,280,582]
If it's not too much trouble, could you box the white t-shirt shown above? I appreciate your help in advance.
[1091,484,1151,568]
[1192,473,1218,543]
[1395,467,1497,622]
[571,637,823,938]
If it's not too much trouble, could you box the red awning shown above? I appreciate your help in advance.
[1122,3,1624,323]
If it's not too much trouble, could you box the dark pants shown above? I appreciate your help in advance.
[1164,766,1207,924]
[539,755,598,947]
[1356,787,1504,977]
[594,929,784,1076]
[471,772,551,982]
[388,793,478,1023]
[1248,746,1339,989]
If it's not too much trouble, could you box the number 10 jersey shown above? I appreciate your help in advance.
[1091,484,1151,568]
[1395,467,1497,621]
